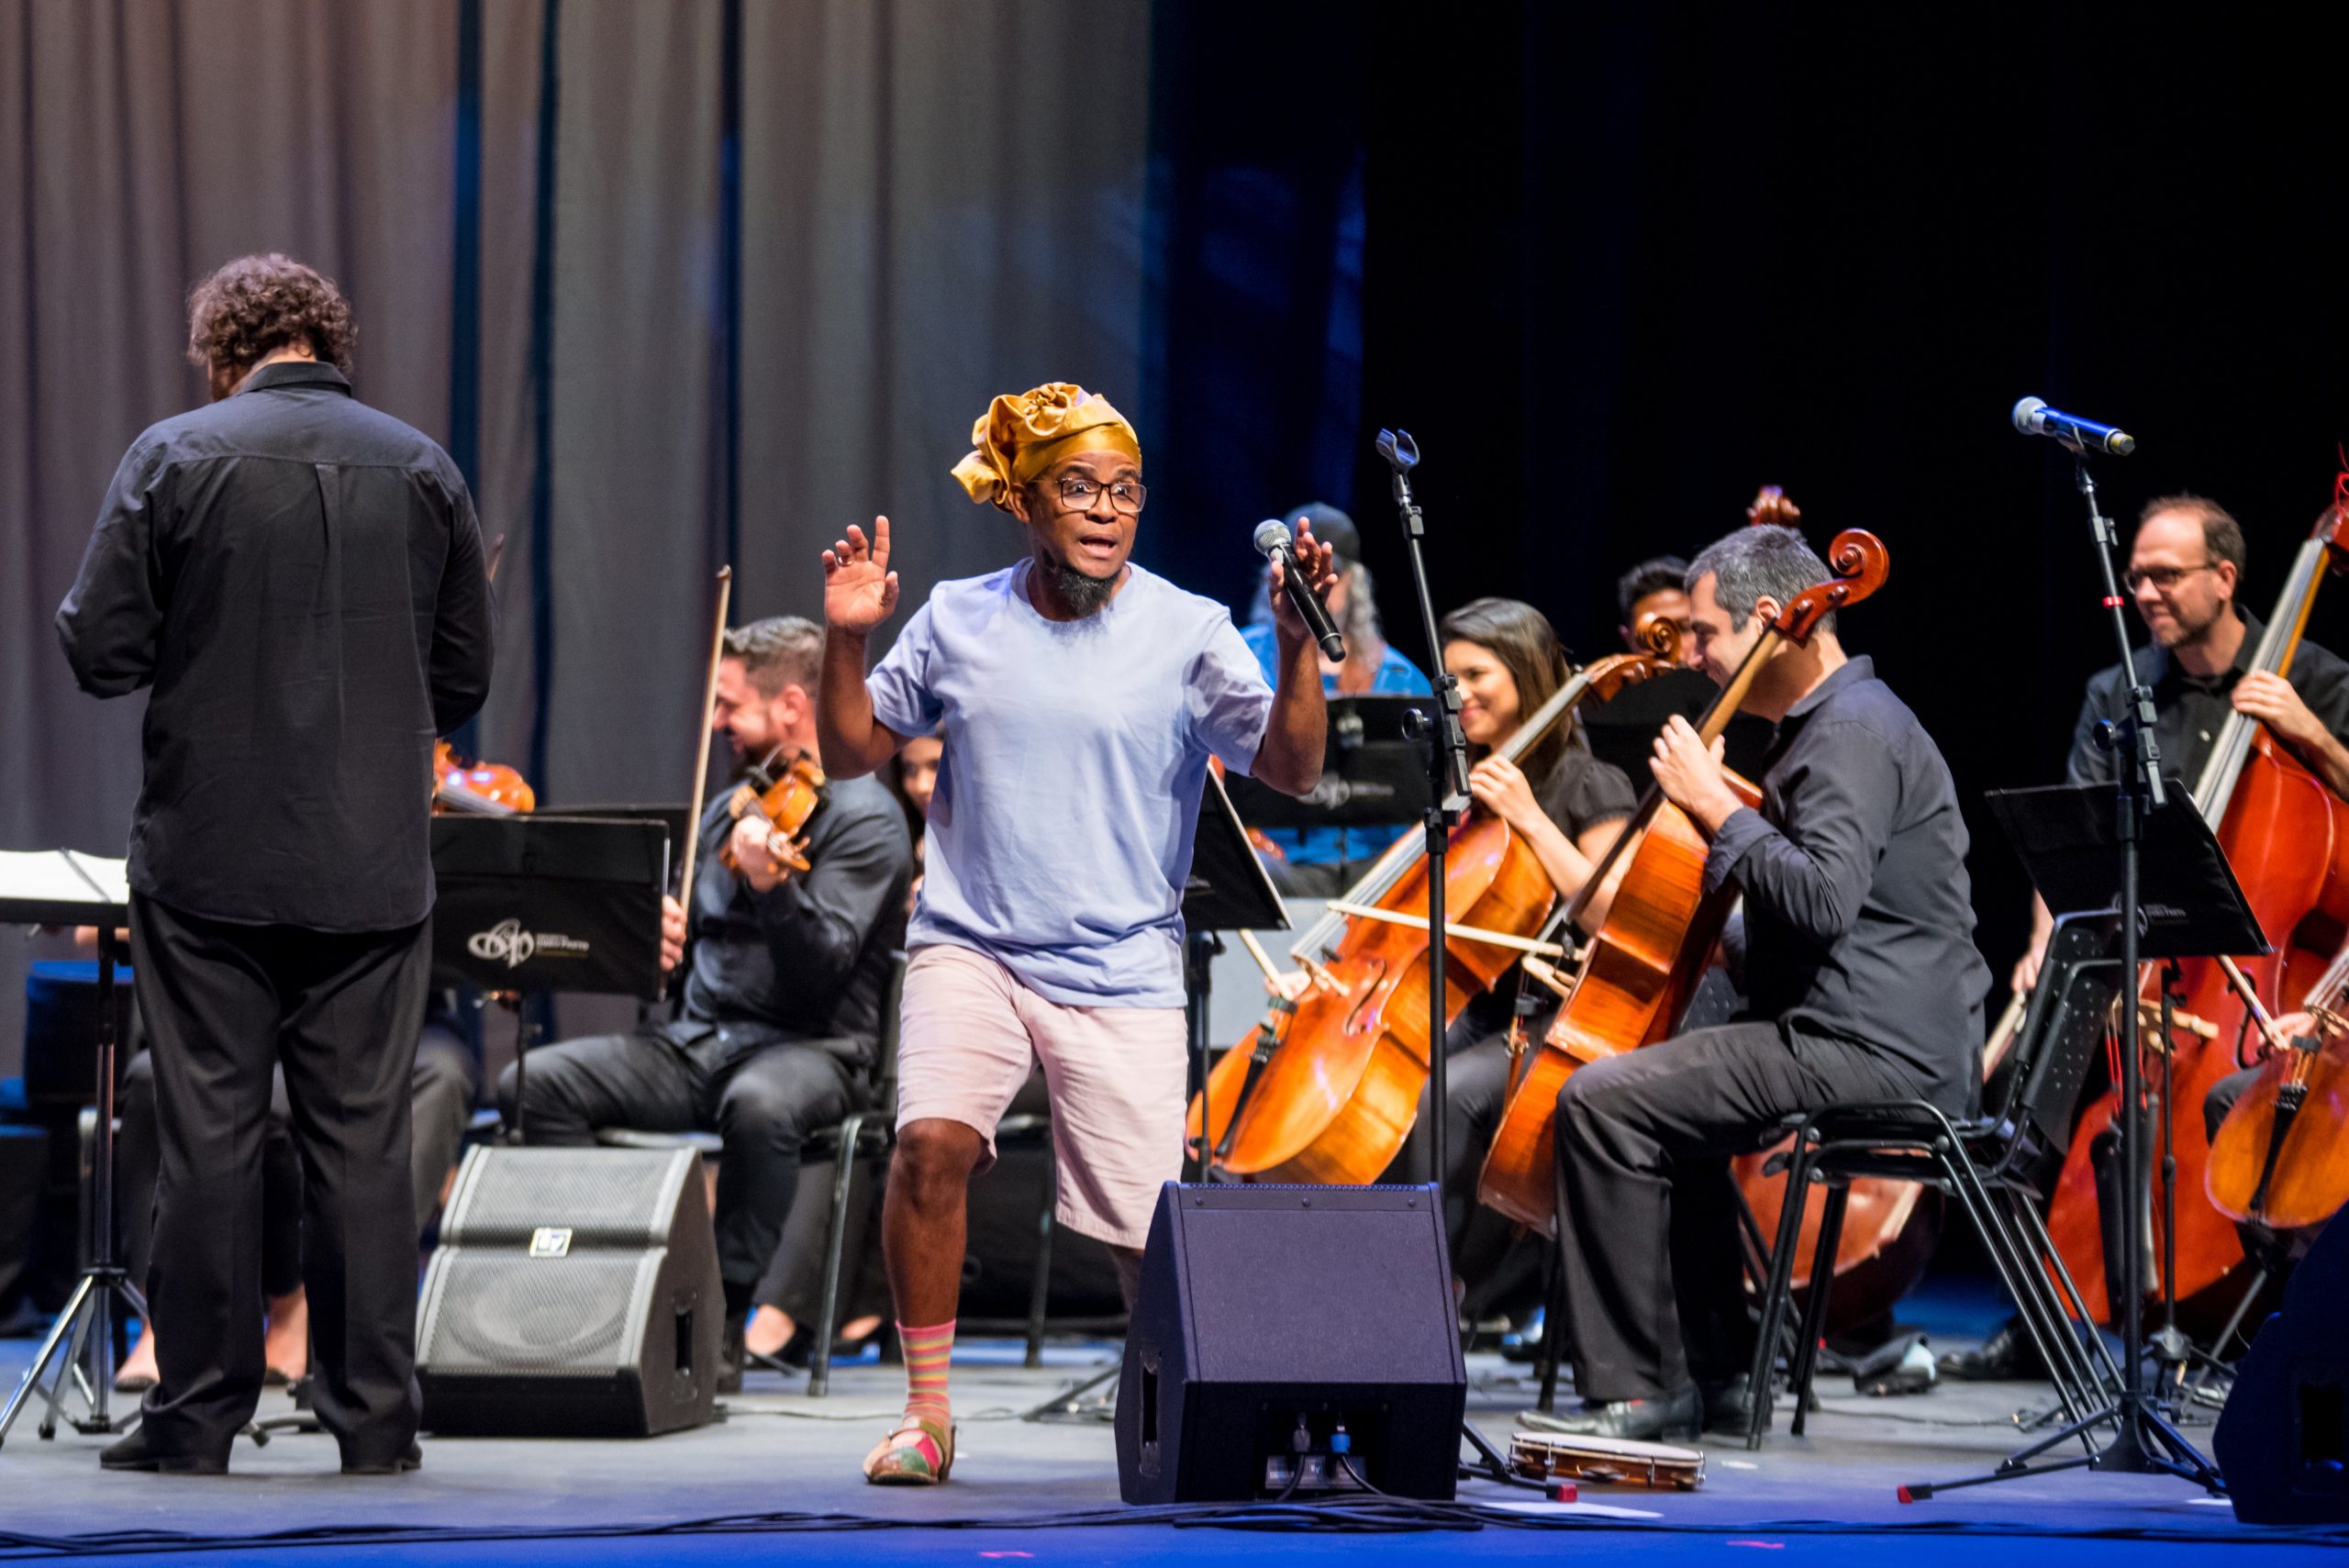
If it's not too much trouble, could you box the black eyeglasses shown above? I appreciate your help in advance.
[1049,474,1147,515]
[2122,562,2220,593]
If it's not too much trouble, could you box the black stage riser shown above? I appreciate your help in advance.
[2216,1213,2349,1524]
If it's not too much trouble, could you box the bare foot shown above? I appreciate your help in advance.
[115,1325,159,1391]
[839,1315,884,1343]
[263,1288,309,1384]
[744,1305,796,1359]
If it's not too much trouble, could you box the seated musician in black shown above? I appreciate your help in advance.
[1540,525,1990,1441]
[498,616,912,1371]
[1953,494,2349,1380]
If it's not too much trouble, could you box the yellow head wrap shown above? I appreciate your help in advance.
[951,383,1142,511]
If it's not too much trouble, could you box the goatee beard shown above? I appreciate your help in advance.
[1041,555,1119,617]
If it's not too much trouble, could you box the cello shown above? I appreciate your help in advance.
[1478,518,1891,1230]
[1188,633,1677,1184]
[2045,489,2349,1324]
[2207,942,2349,1234]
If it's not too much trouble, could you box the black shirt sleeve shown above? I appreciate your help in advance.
[1707,717,1900,949]
[1536,747,1638,841]
[427,467,495,736]
[55,437,168,698]
[2063,670,2120,787]
[742,803,909,1012]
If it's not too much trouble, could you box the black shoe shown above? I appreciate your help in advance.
[1936,1316,2043,1382]
[100,1427,230,1475]
[341,1441,422,1476]
[1701,1373,1754,1434]
[1519,1383,1701,1442]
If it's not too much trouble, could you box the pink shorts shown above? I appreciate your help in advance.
[895,943,1187,1250]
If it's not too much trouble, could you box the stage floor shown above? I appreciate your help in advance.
[0,1329,2336,1566]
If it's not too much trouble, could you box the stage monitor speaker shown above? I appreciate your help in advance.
[417,1146,722,1438]
[2216,1214,2349,1523]
[1115,1183,1465,1503]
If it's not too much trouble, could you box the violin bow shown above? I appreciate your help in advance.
[677,566,734,902]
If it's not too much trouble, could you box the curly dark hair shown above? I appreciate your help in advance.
[185,253,356,380]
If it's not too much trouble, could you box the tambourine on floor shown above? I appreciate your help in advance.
[1508,1429,1708,1491]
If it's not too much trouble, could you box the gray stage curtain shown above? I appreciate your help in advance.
[0,0,462,1064]
[0,0,1152,1069]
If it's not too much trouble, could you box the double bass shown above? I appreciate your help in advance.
[2046,489,2349,1324]
[1188,636,1676,1184]
[1478,517,1891,1230]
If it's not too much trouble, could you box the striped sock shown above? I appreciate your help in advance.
[898,1318,955,1424]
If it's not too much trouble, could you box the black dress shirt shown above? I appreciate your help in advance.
[677,772,914,1068]
[1703,656,1991,1109]
[2064,610,2349,791]
[56,361,494,931]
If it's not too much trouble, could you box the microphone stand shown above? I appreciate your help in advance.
[1376,429,1528,1494]
[2071,450,2221,1487]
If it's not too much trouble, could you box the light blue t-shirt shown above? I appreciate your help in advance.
[866,562,1275,1007]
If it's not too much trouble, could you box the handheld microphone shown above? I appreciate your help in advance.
[2012,396,2136,457]
[1254,518,1345,662]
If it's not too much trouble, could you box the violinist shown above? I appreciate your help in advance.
[1537,526,1989,1442]
[817,381,1332,1485]
[497,615,913,1385]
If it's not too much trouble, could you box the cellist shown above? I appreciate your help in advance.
[1951,495,2349,1382]
[1534,525,1990,1442]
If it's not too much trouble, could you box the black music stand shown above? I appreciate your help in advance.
[429,815,670,1142]
[0,851,136,1450]
[1220,696,1432,835]
[1907,780,2257,1500]
[1182,770,1288,1184]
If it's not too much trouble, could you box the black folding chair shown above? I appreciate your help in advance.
[1743,915,2128,1448]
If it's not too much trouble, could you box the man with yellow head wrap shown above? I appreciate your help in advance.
[816,382,1337,1485]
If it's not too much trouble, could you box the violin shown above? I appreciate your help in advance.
[720,747,828,879]
[432,740,536,815]
[1478,494,1892,1231]
[2046,479,2349,1325]
[2206,940,2349,1232]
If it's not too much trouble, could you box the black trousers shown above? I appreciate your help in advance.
[1552,1020,1930,1402]
[497,1030,855,1296]
[130,895,429,1462]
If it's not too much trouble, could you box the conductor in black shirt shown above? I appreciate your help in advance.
[1537,526,1990,1441]
[499,616,913,1378]
[55,254,495,1473]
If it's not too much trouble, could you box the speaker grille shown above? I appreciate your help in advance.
[445,1149,684,1247]
[420,1251,656,1374]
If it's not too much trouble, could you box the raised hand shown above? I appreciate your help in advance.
[823,517,900,636]
[1268,519,1341,647]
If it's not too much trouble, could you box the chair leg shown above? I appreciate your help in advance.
[1744,1140,1815,1451]
[806,1115,864,1399]
[1787,1181,1848,1438]
[1025,1151,1055,1370]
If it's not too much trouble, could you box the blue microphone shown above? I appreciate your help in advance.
[2012,396,2136,457]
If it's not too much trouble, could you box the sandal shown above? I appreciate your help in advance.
[863,1413,954,1485]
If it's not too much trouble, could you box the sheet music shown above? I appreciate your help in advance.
[0,850,130,910]
[62,851,130,905]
